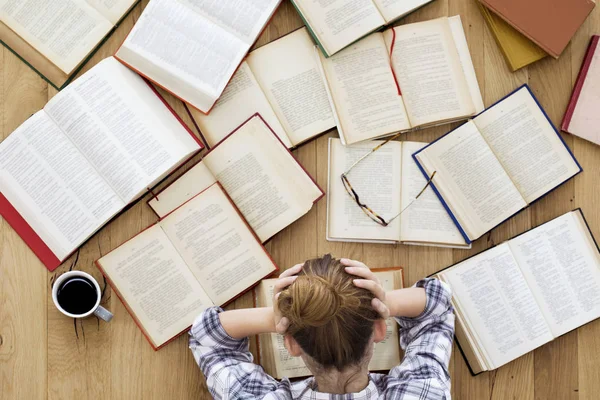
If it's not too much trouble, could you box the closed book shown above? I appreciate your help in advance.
[562,35,600,146]
[477,3,547,71]
[479,0,596,59]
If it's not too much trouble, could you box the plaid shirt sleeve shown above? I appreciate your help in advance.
[189,307,278,400]
[385,278,455,399]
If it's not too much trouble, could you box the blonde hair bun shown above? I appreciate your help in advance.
[277,254,379,371]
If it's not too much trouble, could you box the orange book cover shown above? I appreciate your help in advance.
[479,0,596,58]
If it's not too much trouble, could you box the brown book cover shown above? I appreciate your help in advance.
[479,0,596,58]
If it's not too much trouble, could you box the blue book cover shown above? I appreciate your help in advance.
[412,84,582,245]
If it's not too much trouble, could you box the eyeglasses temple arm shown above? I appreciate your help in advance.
[342,132,404,174]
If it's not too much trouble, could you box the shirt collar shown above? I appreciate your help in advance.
[291,377,380,399]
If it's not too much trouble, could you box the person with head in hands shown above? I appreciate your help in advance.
[189,254,455,399]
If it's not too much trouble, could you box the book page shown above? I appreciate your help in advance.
[193,62,291,148]
[159,184,277,306]
[116,0,248,112]
[508,211,600,338]
[383,18,476,128]
[293,0,385,56]
[0,111,123,261]
[319,32,410,145]
[442,244,554,370]
[473,87,581,204]
[257,271,400,378]
[372,0,432,23]
[327,138,402,242]
[176,0,280,44]
[448,16,485,114]
[0,0,113,74]
[148,162,217,219]
[414,121,526,241]
[203,116,322,242]
[247,28,335,146]
[97,225,214,348]
[366,270,401,371]
[399,141,467,247]
[44,57,200,203]
[256,279,312,379]
[85,0,136,24]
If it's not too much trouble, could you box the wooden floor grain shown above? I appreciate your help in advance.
[2,1,600,399]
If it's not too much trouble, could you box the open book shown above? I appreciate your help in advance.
[148,115,324,243]
[292,0,436,57]
[435,209,600,374]
[0,0,138,88]
[327,138,468,248]
[115,0,281,113]
[255,268,403,379]
[414,85,582,244]
[0,57,202,271]
[96,183,279,350]
[192,28,335,149]
[318,16,484,145]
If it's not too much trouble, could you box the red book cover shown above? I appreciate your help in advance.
[96,181,279,350]
[562,35,600,136]
[0,81,203,272]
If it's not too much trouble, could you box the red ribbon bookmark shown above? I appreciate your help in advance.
[389,28,402,96]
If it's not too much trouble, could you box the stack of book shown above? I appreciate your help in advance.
[477,0,595,70]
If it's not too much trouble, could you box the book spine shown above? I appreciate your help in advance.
[289,0,329,57]
[562,36,599,133]
[477,4,518,72]
[95,259,161,350]
[0,193,62,271]
[145,80,204,148]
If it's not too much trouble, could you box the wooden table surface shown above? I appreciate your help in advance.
[2,1,600,399]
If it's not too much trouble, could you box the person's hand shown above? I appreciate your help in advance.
[342,258,390,319]
[272,264,303,334]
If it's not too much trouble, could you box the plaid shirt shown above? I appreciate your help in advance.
[190,278,454,400]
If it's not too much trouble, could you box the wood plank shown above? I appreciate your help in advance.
[0,45,48,400]
[570,6,600,400]
[2,1,600,399]
[528,32,579,400]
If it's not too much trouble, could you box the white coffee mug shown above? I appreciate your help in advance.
[52,271,113,322]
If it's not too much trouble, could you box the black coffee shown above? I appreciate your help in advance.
[56,276,98,315]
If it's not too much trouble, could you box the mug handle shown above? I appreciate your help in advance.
[94,306,113,322]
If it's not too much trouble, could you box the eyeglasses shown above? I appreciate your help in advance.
[340,134,437,227]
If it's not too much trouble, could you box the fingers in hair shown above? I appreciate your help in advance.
[344,266,379,284]
[353,278,385,300]
[340,258,368,269]
[279,264,303,278]
[274,275,298,293]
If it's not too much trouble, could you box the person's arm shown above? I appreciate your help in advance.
[189,265,302,399]
[343,259,454,393]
